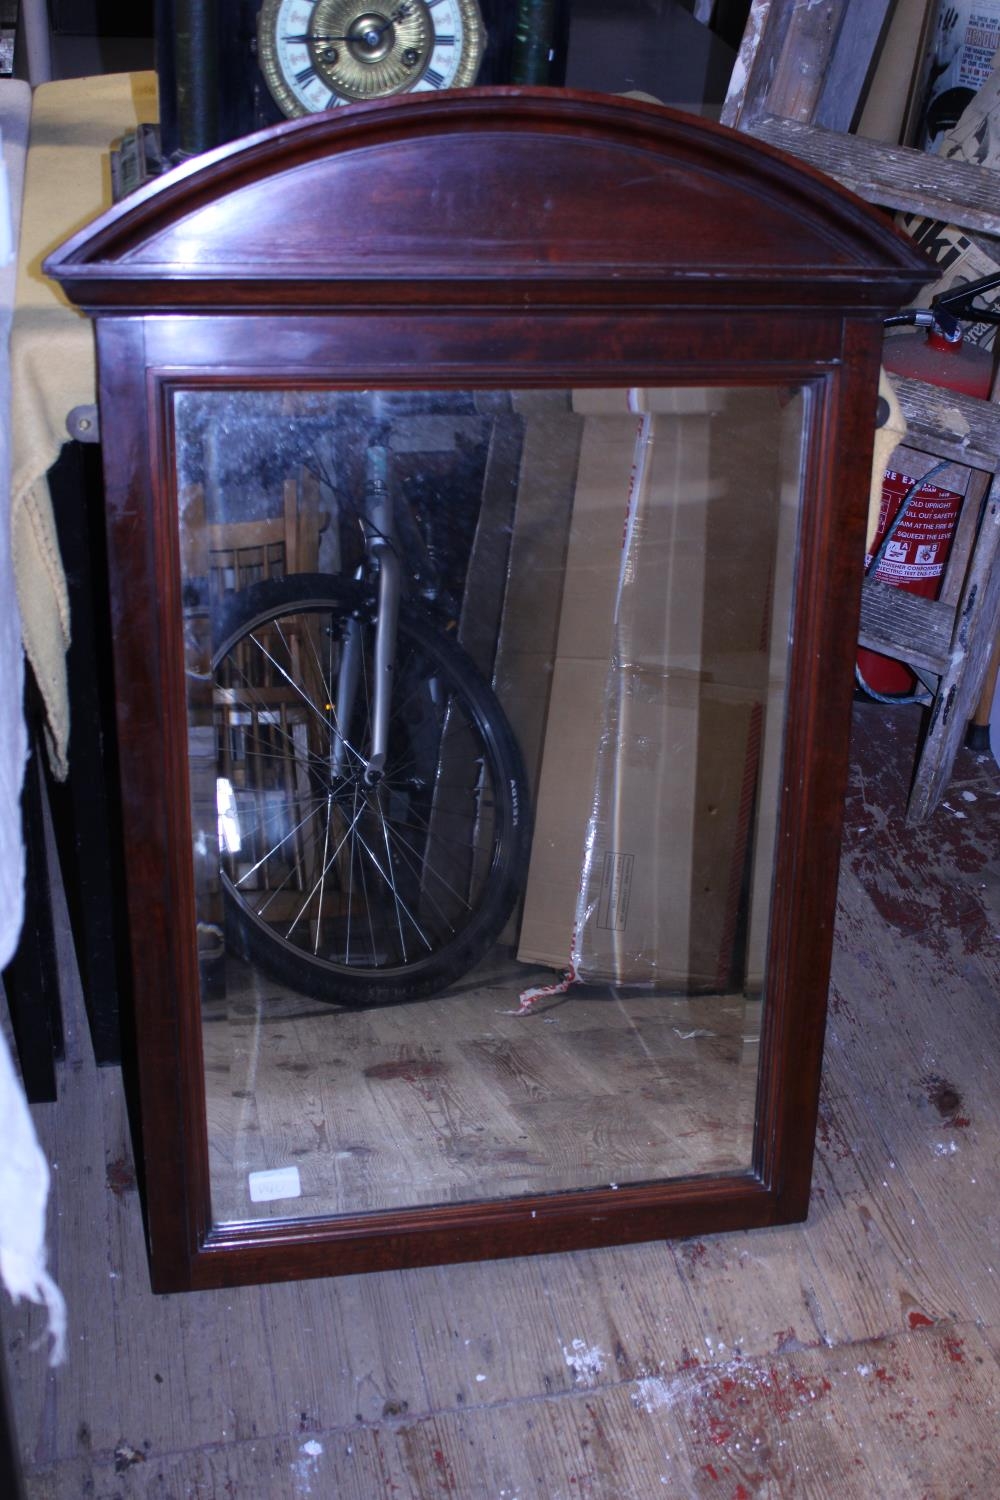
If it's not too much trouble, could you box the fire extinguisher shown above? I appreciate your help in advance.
[857,270,1000,701]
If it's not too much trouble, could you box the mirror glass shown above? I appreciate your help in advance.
[173,385,808,1226]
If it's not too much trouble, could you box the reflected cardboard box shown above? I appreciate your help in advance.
[486,394,583,941]
[488,393,583,793]
[517,390,798,991]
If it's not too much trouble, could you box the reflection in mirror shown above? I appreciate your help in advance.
[174,385,807,1226]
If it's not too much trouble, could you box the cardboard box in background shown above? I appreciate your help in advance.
[517,388,800,991]
[524,658,768,990]
[489,392,584,796]
[484,393,583,944]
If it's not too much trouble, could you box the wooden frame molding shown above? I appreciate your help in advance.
[46,88,932,1291]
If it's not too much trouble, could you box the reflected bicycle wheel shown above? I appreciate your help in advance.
[212,574,530,1006]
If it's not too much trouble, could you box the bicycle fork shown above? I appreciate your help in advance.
[331,442,400,784]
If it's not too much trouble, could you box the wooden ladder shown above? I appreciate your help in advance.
[725,0,1000,821]
[857,380,1000,821]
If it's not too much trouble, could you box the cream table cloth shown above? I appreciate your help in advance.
[11,70,157,778]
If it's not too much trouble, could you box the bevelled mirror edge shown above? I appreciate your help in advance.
[95,348,895,1294]
[134,368,843,1293]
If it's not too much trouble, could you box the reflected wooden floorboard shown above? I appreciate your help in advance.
[203,961,759,1220]
[7,704,1000,1498]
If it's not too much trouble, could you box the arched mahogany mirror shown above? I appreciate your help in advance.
[46,89,930,1292]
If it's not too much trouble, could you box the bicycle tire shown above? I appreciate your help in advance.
[211,573,531,1006]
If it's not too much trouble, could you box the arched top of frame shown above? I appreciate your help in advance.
[46,87,931,313]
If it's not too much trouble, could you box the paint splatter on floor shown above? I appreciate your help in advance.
[563,1340,608,1388]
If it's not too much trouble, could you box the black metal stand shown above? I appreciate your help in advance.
[44,443,129,1068]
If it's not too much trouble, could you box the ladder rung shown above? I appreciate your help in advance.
[858,578,953,678]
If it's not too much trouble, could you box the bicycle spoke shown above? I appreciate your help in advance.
[345,780,358,966]
[229,743,314,765]
[351,816,434,956]
[378,818,470,928]
[353,792,380,966]
[248,626,364,757]
[252,853,310,919]
[284,795,368,942]
[214,586,526,995]
[230,789,329,848]
[232,797,326,890]
[379,800,410,964]
[380,814,496,861]
[381,715,476,786]
[219,660,333,773]
[312,791,334,955]
[387,814,490,846]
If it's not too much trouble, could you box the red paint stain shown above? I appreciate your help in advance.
[365,1059,444,1083]
[684,1241,710,1266]
[371,1428,401,1493]
[768,1369,832,1421]
[431,1447,457,1492]
[828,987,857,1023]
[706,1414,732,1446]
[106,1157,137,1196]
[918,1073,971,1130]
[923,1075,961,1115]
[733,1487,752,1500]
[943,1336,966,1364]
[908,1311,936,1330]
[703,1463,719,1481]
[874,1367,895,1385]
[816,1111,852,1162]
[858,845,987,960]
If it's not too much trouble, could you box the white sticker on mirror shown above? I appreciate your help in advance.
[248,1166,302,1203]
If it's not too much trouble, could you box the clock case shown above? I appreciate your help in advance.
[156,1,534,158]
[45,89,931,1291]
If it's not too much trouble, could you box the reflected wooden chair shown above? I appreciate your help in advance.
[182,466,324,603]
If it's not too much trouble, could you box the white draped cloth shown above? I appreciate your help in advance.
[0,78,66,1366]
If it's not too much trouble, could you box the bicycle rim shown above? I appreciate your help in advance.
[212,577,528,1004]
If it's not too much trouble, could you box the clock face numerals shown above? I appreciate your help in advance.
[258,0,486,118]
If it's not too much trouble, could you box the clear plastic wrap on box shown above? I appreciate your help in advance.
[517,386,805,997]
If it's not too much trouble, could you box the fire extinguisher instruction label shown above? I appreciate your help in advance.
[868,471,964,585]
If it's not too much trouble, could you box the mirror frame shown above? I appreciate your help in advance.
[46,89,931,1292]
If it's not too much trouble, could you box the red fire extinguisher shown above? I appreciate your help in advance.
[858,272,999,699]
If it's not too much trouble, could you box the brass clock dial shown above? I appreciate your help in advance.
[257,0,486,118]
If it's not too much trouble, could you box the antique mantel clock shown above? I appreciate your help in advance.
[46,90,930,1293]
[257,0,487,116]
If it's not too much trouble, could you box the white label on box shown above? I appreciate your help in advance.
[597,852,634,932]
[248,1166,302,1203]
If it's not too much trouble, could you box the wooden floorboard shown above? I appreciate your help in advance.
[4,703,1000,1497]
[203,970,758,1222]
